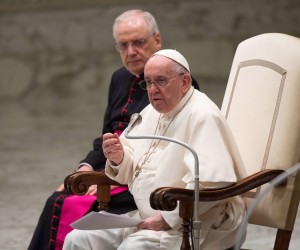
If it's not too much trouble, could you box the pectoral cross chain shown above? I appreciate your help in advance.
[134,168,141,177]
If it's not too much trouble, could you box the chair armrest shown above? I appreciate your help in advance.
[64,171,121,195]
[64,171,125,211]
[150,169,286,211]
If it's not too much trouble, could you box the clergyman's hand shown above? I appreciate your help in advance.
[56,164,93,192]
[85,184,97,195]
[56,183,65,192]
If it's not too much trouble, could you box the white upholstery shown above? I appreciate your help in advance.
[221,33,300,230]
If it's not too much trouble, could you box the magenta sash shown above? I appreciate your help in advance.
[55,186,128,250]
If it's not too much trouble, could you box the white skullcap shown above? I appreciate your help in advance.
[152,49,190,73]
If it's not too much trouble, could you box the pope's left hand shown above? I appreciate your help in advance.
[137,212,171,231]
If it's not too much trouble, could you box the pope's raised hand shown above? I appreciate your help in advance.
[102,133,124,165]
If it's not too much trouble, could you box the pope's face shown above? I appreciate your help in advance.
[144,55,191,113]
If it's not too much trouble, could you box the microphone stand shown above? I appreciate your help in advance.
[124,125,201,250]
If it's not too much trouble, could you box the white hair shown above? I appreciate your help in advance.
[113,9,159,39]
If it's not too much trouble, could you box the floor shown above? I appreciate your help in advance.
[0,96,299,250]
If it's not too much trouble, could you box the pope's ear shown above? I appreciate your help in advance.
[182,73,192,90]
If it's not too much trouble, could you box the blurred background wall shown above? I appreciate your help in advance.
[0,0,300,249]
[1,0,300,108]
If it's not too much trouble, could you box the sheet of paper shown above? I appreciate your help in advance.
[71,211,143,230]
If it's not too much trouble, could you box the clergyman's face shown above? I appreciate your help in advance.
[114,15,161,76]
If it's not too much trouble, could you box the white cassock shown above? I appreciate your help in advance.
[63,87,247,250]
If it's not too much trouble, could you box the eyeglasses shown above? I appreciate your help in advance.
[138,73,184,90]
[115,34,154,53]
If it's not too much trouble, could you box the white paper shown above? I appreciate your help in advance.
[71,211,143,230]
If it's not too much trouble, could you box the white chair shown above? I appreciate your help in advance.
[150,33,300,249]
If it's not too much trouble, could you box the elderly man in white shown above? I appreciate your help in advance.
[63,49,246,250]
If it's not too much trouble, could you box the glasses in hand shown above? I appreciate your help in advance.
[138,73,184,90]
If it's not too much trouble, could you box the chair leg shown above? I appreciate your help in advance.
[97,185,111,211]
[179,201,193,250]
[274,229,292,250]
[180,217,191,250]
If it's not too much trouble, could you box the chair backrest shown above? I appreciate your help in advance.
[221,33,300,230]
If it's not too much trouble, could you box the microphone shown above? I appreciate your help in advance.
[124,113,201,250]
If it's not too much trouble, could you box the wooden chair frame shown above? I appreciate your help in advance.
[64,168,289,250]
